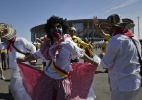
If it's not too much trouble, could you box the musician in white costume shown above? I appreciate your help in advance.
[0,23,36,100]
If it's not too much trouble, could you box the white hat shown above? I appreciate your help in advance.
[69,27,76,32]
[0,23,16,40]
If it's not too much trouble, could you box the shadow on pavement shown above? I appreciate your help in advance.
[95,71,105,74]
[0,93,14,100]
[4,79,11,82]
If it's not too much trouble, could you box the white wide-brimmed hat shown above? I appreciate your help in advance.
[0,23,16,40]
[69,27,76,32]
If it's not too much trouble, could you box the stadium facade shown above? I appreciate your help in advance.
[30,18,134,42]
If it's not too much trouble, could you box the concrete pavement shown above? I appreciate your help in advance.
[0,49,142,100]
[1,65,142,100]
[0,59,43,100]
[0,69,14,100]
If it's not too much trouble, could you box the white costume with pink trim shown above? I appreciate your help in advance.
[18,34,99,100]
[0,37,36,100]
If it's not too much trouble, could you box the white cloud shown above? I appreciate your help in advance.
[106,0,139,12]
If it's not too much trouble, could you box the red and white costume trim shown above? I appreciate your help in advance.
[18,34,98,100]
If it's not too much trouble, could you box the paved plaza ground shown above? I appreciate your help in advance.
[0,49,142,100]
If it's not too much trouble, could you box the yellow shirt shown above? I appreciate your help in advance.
[102,34,111,52]
[72,35,94,56]
[102,41,108,52]
[1,49,7,53]
[36,44,41,50]
[104,34,111,41]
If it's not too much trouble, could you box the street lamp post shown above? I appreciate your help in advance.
[137,16,140,38]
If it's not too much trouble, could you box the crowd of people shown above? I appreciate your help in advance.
[0,14,141,100]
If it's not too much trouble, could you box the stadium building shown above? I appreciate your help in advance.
[30,18,134,42]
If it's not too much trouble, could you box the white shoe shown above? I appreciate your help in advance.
[0,76,6,80]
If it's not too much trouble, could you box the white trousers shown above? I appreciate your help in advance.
[87,82,96,100]
[111,88,140,100]
[10,70,31,100]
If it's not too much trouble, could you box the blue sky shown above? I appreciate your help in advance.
[0,0,142,41]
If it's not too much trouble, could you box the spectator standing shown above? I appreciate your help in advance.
[69,27,94,62]
[0,64,5,80]
[1,49,7,70]
[35,35,49,69]
[0,30,6,80]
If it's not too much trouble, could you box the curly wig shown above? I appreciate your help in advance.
[44,15,69,40]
